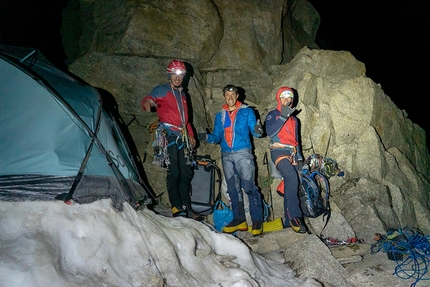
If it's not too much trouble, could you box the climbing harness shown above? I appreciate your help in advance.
[371,227,430,287]
[271,143,298,166]
[149,122,196,168]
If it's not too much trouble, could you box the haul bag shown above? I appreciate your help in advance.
[190,155,221,216]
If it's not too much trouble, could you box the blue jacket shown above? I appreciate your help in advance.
[207,103,261,152]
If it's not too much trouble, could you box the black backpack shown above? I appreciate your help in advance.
[190,155,222,216]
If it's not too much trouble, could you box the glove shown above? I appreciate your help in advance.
[281,105,296,119]
[197,133,207,142]
[253,119,263,135]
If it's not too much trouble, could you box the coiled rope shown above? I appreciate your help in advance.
[371,227,430,287]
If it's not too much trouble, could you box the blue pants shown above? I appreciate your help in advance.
[271,149,302,221]
[221,149,263,223]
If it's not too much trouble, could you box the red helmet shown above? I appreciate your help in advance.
[167,60,186,75]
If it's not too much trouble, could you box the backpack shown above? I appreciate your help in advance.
[298,169,330,219]
[274,153,338,236]
[276,169,330,219]
[190,155,222,216]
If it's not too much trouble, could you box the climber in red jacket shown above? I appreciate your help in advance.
[141,60,196,218]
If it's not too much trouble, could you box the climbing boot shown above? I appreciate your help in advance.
[251,221,263,236]
[289,217,307,233]
[188,210,205,221]
[172,206,187,218]
[222,220,248,233]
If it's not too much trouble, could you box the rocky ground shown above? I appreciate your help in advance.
[237,224,424,287]
[153,203,423,286]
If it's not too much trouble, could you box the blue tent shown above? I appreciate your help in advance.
[0,46,148,209]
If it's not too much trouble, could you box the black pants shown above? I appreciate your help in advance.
[166,136,193,211]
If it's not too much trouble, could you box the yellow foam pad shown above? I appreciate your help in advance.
[247,218,284,233]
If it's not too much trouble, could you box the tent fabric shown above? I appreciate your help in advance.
[0,175,145,210]
[0,46,148,209]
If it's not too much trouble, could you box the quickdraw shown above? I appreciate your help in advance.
[148,122,196,167]
[321,236,365,247]
[181,128,196,166]
[304,154,342,178]
[150,123,170,167]
[147,121,159,140]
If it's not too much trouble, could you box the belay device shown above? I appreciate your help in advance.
[190,155,222,216]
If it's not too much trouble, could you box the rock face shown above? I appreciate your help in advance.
[62,1,430,284]
[260,48,430,242]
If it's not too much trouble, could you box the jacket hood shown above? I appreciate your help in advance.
[276,86,294,111]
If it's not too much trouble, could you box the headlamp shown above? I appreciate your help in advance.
[223,85,237,93]
[280,90,293,99]
[172,69,186,75]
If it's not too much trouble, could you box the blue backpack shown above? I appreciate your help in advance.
[276,168,330,219]
[298,169,330,219]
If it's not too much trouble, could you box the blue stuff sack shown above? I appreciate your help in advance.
[213,200,233,232]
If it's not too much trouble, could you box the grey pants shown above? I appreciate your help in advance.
[221,149,263,223]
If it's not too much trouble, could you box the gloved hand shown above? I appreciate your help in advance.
[254,119,263,136]
[281,105,296,119]
[197,133,207,142]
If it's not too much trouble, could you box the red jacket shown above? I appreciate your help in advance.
[265,86,298,146]
[141,83,194,137]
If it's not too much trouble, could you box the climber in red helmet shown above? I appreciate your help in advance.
[141,59,197,218]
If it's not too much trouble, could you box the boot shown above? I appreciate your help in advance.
[172,206,187,217]
[289,217,308,233]
[251,221,263,236]
[222,220,248,233]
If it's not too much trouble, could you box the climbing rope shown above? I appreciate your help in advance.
[371,227,430,287]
